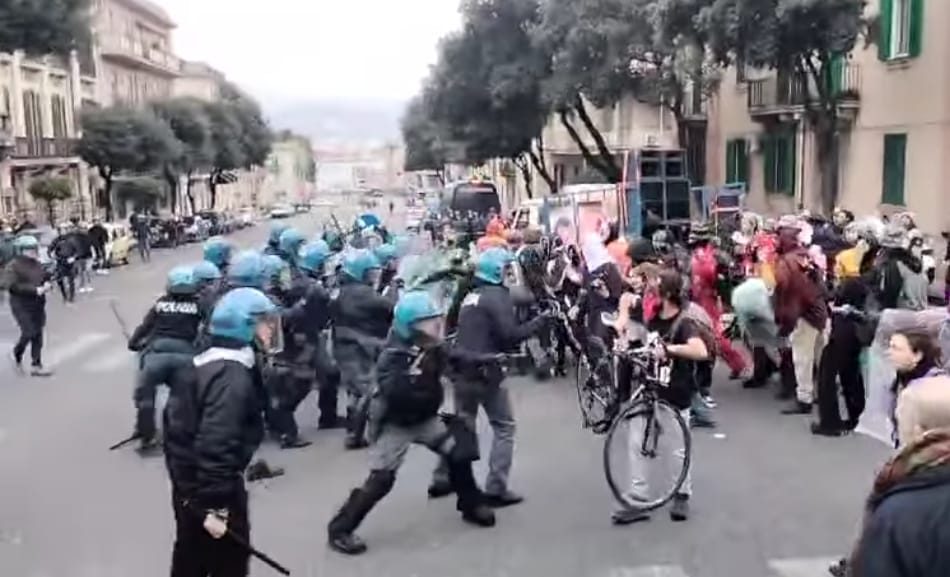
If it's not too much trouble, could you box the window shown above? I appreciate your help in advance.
[763,130,796,195]
[22,90,43,151]
[725,139,748,185]
[51,95,67,138]
[879,0,923,61]
[882,134,907,205]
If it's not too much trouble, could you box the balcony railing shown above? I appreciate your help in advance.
[748,62,861,115]
[98,35,181,75]
[11,137,78,159]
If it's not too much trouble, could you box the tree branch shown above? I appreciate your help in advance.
[573,98,621,182]
[558,109,608,175]
[514,155,534,200]
[527,148,557,194]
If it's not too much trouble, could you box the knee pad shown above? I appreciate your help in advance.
[364,470,396,499]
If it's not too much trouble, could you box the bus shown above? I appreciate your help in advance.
[440,180,501,216]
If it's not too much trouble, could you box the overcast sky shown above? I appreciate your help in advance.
[154,0,460,106]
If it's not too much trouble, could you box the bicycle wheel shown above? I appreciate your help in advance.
[603,399,692,511]
[574,357,615,434]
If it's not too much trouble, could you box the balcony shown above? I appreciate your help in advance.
[98,35,181,76]
[747,62,861,121]
[682,87,707,123]
[11,137,78,159]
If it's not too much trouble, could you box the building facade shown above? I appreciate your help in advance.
[174,61,224,102]
[92,0,180,107]
[262,139,316,208]
[0,51,99,223]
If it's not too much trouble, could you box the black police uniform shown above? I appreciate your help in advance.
[163,342,265,577]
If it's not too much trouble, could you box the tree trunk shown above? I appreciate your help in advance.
[100,169,114,222]
[814,119,839,216]
[164,166,179,214]
[208,172,218,209]
[558,110,609,176]
[527,148,557,194]
[185,172,195,215]
[514,155,533,200]
[436,169,445,186]
[573,99,621,182]
[46,200,55,225]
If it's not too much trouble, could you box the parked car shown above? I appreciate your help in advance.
[269,204,294,219]
[149,217,181,248]
[103,223,136,266]
[238,208,257,228]
[181,216,209,243]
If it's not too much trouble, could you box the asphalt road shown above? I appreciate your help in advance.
[0,201,891,577]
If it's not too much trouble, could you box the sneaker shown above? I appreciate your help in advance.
[328,532,368,556]
[669,494,690,522]
[11,351,24,375]
[428,480,454,499]
[700,394,717,409]
[810,422,847,437]
[460,505,496,527]
[30,366,53,377]
[279,436,313,450]
[483,491,524,508]
[781,401,812,415]
[611,507,651,525]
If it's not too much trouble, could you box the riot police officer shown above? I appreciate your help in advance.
[264,222,290,257]
[332,249,394,450]
[127,266,204,455]
[203,237,234,277]
[299,241,343,429]
[327,291,495,556]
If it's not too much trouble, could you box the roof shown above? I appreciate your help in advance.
[116,0,176,28]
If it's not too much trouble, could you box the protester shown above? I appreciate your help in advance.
[49,223,79,303]
[88,218,109,273]
[2,235,53,377]
[130,210,151,263]
[886,330,945,447]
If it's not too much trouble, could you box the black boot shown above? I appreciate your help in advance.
[327,471,394,555]
[776,348,797,400]
[344,407,369,450]
[782,401,812,415]
[448,460,495,527]
[134,408,157,456]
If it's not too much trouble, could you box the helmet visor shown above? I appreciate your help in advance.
[254,314,284,355]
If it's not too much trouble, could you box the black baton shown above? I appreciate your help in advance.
[183,501,291,575]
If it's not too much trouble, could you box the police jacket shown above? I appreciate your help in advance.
[332,277,394,345]
[456,280,545,356]
[128,293,203,351]
[294,278,332,342]
[163,342,265,510]
[377,334,445,426]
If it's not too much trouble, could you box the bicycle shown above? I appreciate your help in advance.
[577,312,693,511]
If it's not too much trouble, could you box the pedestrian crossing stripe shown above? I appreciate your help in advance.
[604,558,839,577]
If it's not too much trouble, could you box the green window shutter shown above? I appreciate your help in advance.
[763,135,776,193]
[830,55,844,96]
[726,140,737,183]
[737,140,749,185]
[879,0,893,61]
[882,134,907,205]
[909,0,924,58]
[785,131,797,196]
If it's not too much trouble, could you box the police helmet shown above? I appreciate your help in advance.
[474,247,514,285]
[192,261,222,284]
[203,237,234,268]
[278,228,306,261]
[268,222,290,247]
[209,287,277,343]
[393,290,443,340]
[262,254,290,289]
[342,249,381,283]
[324,230,344,253]
[228,251,267,289]
[299,240,330,274]
[166,265,197,296]
[13,234,39,252]
[374,243,398,266]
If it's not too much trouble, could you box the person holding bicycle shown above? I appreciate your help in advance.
[613,270,709,525]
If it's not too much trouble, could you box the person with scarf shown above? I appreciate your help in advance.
[846,376,950,577]
[886,330,946,446]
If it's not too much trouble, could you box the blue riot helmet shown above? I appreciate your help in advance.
[192,261,222,285]
[392,235,412,258]
[392,290,444,345]
[475,247,514,285]
[268,222,290,248]
[374,243,398,268]
[203,237,234,269]
[13,234,39,254]
[262,254,291,293]
[324,229,344,253]
[278,228,306,263]
[166,265,197,296]
[227,251,267,289]
[299,240,330,275]
[209,287,281,351]
[342,248,381,285]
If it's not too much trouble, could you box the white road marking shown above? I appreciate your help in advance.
[606,567,690,577]
[769,557,840,577]
[44,332,111,369]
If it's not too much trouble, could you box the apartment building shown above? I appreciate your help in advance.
[174,61,224,103]
[0,50,99,222]
[705,0,947,236]
[92,0,180,107]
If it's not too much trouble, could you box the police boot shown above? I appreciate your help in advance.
[134,408,159,457]
[317,383,344,430]
[344,407,369,450]
[327,471,394,555]
[448,460,495,528]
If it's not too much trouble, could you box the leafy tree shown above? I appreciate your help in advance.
[401,95,449,183]
[704,0,868,212]
[77,107,179,220]
[0,0,89,56]
[115,176,165,213]
[28,176,73,224]
[151,98,213,214]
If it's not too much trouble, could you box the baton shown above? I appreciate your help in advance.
[108,299,131,341]
[183,501,291,575]
[108,433,140,451]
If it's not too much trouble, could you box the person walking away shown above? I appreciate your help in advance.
[126,266,205,455]
[2,235,53,376]
[162,288,278,577]
[688,222,748,379]
[847,376,950,577]
[130,211,151,262]
[327,291,495,555]
[773,227,828,415]
[88,218,109,274]
[49,224,78,303]
[871,226,927,311]
[613,270,709,525]
[72,223,94,293]
[429,248,550,507]
[332,249,394,450]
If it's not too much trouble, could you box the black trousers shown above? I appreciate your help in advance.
[171,488,249,577]
[92,243,107,268]
[56,263,75,302]
[12,305,44,366]
[816,322,865,429]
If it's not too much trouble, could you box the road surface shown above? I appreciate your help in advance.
[0,201,890,577]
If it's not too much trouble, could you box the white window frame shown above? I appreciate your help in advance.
[890,0,913,59]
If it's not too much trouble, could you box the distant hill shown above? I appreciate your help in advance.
[263,99,406,146]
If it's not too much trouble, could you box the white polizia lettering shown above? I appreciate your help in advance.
[155,301,199,315]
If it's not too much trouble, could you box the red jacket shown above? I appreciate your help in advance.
[773,252,828,335]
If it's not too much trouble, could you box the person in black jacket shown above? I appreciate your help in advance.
[88,218,109,272]
[327,291,495,556]
[49,223,79,303]
[332,248,394,450]
[3,235,53,376]
[127,266,205,455]
[429,247,550,507]
[163,287,277,577]
[299,241,343,430]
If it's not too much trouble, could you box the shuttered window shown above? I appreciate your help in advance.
[882,134,907,205]
[763,131,796,196]
[725,139,748,185]
[879,0,924,61]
